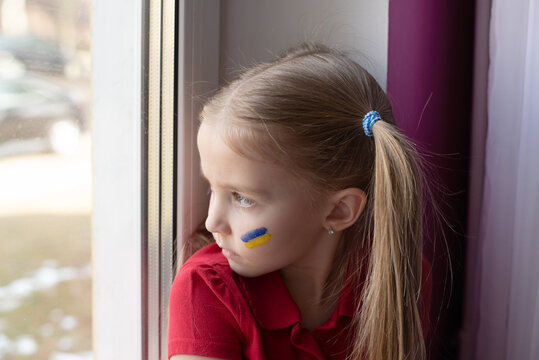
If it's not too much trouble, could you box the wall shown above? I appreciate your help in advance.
[219,0,388,88]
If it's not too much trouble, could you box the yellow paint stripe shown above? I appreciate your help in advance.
[244,233,272,249]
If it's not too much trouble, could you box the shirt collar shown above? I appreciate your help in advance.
[238,270,355,330]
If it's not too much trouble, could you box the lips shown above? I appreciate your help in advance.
[221,248,238,259]
[213,234,238,258]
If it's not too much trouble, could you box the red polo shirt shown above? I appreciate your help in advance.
[168,243,431,359]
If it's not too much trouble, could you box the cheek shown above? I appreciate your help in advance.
[240,227,272,249]
[234,201,315,252]
[271,212,322,249]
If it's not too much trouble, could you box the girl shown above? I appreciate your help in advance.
[168,43,432,360]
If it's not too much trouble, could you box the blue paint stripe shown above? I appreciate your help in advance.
[241,227,267,242]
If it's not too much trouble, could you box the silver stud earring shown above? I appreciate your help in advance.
[328,227,335,236]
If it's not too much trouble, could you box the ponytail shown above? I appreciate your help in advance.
[352,121,426,360]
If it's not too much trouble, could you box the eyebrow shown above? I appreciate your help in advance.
[199,167,271,199]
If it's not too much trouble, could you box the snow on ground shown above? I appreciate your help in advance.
[0,263,91,313]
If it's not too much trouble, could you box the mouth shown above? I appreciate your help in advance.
[213,234,238,258]
[220,248,239,260]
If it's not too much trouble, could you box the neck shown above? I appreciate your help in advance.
[280,233,344,330]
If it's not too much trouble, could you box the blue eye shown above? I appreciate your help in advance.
[233,192,254,208]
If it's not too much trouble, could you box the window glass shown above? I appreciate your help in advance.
[0,0,92,359]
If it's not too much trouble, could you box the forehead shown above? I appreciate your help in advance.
[197,123,296,197]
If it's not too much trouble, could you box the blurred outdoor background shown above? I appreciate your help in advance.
[0,0,92,359]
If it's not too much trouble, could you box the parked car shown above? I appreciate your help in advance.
[0,34,69,75]
[0,75,88,155]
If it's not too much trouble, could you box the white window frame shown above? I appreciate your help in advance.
[92,0,144,358]
[93,0,219,359]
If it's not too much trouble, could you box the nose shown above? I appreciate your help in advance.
[205,193,231,235]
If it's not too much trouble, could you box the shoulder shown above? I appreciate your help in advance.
[171,243,239,310]
[169,243,245,358]
[174,243,231,294]
[181,241,229,270]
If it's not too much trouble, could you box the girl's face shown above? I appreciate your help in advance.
[197,123,333,278]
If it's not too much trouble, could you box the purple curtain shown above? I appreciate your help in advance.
[387,0,476,358]
[460,0,539,358]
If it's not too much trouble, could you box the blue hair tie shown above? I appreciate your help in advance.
[362,110,381,137]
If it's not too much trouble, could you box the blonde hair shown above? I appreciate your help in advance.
[190,44,426,360]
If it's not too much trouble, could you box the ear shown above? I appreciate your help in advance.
[324,188,367,232]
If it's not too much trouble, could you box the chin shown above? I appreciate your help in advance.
[228,261,267,278]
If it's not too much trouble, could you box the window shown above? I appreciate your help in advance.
[0,0,92,359]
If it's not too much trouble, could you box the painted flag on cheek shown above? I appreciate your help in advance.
[241,227,272,249]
